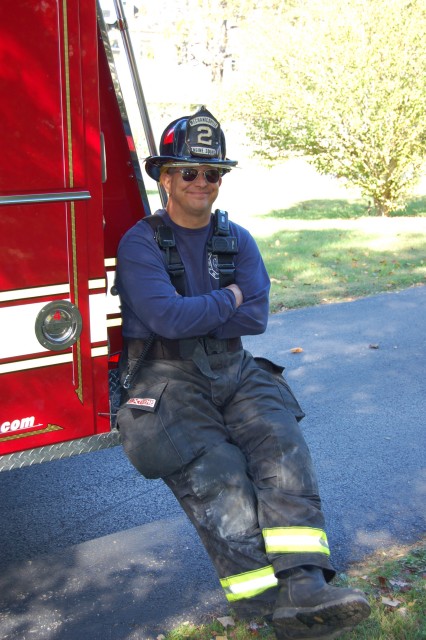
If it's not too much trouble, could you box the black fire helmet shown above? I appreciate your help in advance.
[145,106,238,182]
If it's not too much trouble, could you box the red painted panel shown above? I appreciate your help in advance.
[0,202,69,292]
[0,358,99,456]
[0,0,111,454]
[80,11,105,278]
[0,0,66,192]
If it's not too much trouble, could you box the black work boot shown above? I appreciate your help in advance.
[272,566,370,639]
[231,588,278,622]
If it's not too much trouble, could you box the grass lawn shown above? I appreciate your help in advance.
[253,198,426,312]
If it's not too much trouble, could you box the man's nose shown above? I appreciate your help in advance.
[193,171,209,185]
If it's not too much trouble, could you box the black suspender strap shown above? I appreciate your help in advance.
[209,210,238,288]
[143,214,186,295]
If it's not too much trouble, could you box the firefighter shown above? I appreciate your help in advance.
[115,107,370,639]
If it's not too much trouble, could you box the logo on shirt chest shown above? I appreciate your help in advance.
[208,252,219,280]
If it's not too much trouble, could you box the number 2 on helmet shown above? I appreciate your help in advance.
[197,125,212,146]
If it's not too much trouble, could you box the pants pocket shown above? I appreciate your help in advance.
[254,356,305,422]
[117,380,186,479]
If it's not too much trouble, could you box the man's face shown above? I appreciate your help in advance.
[161,164,223,226]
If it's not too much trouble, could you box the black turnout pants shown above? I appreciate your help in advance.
[118,346,335,614]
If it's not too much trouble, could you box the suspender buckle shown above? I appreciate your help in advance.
[156,225,175,248]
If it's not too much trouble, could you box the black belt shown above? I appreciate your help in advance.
[127,336,242,361]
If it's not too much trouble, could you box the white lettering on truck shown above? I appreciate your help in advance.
[1,416,36,433]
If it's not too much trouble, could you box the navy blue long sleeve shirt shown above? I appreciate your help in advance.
[116,210,270,340]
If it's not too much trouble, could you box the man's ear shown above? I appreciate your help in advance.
[160,171,171,193]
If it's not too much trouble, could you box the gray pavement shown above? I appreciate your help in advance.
[0,286,425,639]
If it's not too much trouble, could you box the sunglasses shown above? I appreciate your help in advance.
[171,167,223,184]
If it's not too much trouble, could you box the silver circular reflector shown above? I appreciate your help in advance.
[35,301,82,351]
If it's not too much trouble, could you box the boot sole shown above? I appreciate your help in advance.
[273,593,371,639]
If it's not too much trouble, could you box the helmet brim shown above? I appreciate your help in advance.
[145,155,238,182]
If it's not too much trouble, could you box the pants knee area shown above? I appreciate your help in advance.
[189,443,250,496]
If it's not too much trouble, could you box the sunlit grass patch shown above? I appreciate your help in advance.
[268,199,368,220]
[337,545,426,640]
[255,221,426,311]
[267,196,426,220]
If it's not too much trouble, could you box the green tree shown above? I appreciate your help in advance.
[230,0,426,216]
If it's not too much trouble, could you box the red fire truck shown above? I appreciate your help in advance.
[0,0,159,470]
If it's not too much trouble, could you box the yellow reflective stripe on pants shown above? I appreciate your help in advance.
[220,565,278,602]
[263,526,330,555]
